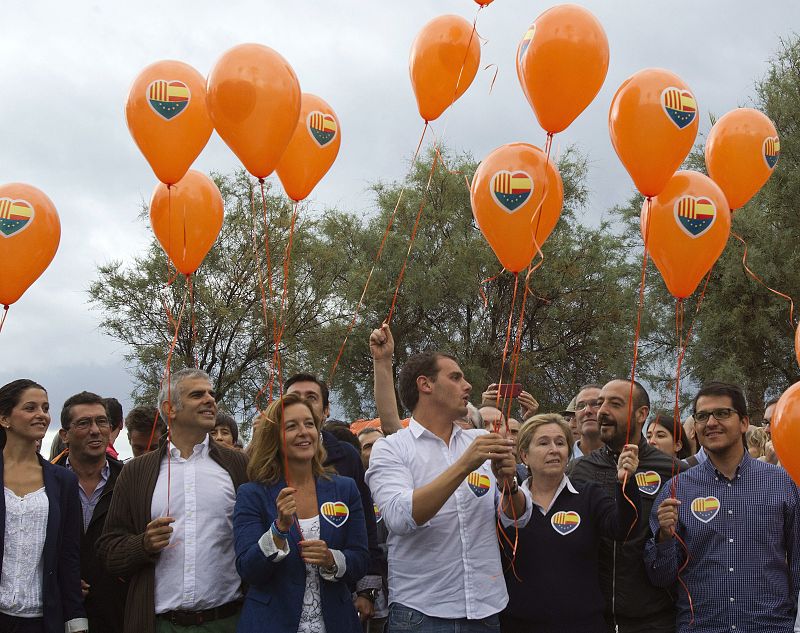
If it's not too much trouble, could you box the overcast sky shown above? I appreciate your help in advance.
[3,1,798,457]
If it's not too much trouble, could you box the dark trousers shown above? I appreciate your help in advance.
[605,610,675,633]
[0,613,45,633]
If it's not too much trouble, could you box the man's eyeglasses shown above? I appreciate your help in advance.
[575,399,601,411]
[693,408,738,424]
[70,416,111,431]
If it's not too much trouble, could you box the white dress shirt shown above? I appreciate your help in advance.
[0,487,48,618]
[151,436,241,613]
[365,419,532,620]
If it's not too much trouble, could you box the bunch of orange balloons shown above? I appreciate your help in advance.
[126,45,343,275]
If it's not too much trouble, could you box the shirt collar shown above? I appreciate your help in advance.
[702,448,751,480]
[409,416,462,440]
[65,457,110,481]
[167,434,210,459]
[526,474,578,515]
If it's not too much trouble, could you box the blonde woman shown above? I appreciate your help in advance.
[500,413,640,633]
[233,392,369,633]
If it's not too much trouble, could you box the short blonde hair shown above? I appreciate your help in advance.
[247,392,333,484]
[745,426,768,456]
[517,413,574,461]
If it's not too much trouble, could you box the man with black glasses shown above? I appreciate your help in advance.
[646,382,800,633]
[53,391,126,633]
[571,384,603,459]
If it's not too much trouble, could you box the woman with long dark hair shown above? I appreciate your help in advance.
[645,412,694,463]
[0,379,85,633]
[233,392,369,632]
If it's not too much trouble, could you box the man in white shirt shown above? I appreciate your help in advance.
[366,328,531,632]
[98,369,248,633]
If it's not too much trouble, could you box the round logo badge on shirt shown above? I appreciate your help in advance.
[635,470,662,496]
[690,496,720,523]
[321,501,349,527]
[467,471,491,498]
[551,511,581,535]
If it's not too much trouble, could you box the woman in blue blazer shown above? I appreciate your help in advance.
[234,392,369,633]
[0,379,85,633]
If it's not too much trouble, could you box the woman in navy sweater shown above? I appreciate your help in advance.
[0,379,85,633]
[233,392,369,633]
[500,414,641,633]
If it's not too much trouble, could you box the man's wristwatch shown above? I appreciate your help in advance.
[357,588,379,603]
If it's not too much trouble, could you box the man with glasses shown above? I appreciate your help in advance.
[568,379,684,633]
[570,384,603,459]
[53,391,126,632]
[646,382,800,633]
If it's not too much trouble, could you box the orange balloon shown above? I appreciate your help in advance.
[475,0,494,5]
[0,184,60,306]
[149,170,224,275]
[705,108,779,210]
[796,322,800,370]
[519,4,609,135]
[409,15,481,122]
[275,94,341,202]
[126,60,213,186]
[772,382,800,486]
[610,68,699,198]
[515,22,536,101]
[207,44,301,179]
[641,171,730,299]
[471,143,564,273]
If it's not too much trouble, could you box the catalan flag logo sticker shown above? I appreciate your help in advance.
[0,198,34,238]
[673,195,716,238]
[147,79,190,120]
[690,496,720,523]
[635,470,662,496]
[373,503,382,523]
[551,510,581,535]
[518,25,536,64]
[321,501,349,528]
[490,170,533,213]
[467,471,491,498]
[661,87,697,129]
[307,111,337,147]
[763,136,780,169]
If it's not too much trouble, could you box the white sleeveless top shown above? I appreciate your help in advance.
[0,486,48,617]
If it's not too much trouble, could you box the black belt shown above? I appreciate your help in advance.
[159,600,242,627]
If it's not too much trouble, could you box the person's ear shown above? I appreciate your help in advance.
[417,375,434,395]
[59,428,68,444]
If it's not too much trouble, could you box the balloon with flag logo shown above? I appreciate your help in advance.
[0,183,61,307]
[207,43,301,180]
[771,382,800,486]
[610,68,699,198]
[470,143,563,273]
[640,171,730,299]
[518,4,609,135]
[276,94,341,202]
[149,170,224,276]
[409,15,481,123]
[126,60,213,186]
[705,108,779,210]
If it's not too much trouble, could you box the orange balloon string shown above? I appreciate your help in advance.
[731,230,795,328]
[328,122,429,387]
[496,479,522,582]
[0,305,8,335]
[50,447,69,464]
[483,63,499,94]
[250,184,275,411]
[493,273,520,411]
[479,267,506,308]
[258,180,281,401]
[386,145,442,325]
[674,531,696,625]
[187,274,199,369]
[505,274,531,424]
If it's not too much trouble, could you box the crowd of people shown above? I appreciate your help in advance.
[0,323,798,633]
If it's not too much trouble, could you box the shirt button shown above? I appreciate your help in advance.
[729,567,734,572]
[730,597,735,602]
[728,510,733,515]
[727,483,732,487]
[728,538,734,543]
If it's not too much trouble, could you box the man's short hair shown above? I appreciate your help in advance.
[765,397,780,409]
[357,427,383,439]
[215,411,239,444]
[577,383,603,394]
[104,397,123,431]
[693,382,747,418]
[125,405,166,438]
[324,424,360,452]
[397,351,457,413]
[607,379,650,412]
[157,368,211,423]
[284,373,329,410]
[61,391,107,430]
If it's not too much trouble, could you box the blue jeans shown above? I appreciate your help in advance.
[388,604,500,633]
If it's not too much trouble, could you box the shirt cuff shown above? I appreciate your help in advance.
[258,530,290,561]
[356,573,383,591]
[66,618,89,632]
[320,548,347,581]
[499,482,533,527]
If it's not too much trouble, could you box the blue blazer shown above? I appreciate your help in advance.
[234,474,369,633]
[0,454,85,633]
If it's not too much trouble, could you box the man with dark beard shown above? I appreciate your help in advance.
[568,379,684,633]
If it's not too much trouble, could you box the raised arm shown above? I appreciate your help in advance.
[370,324,403,435]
